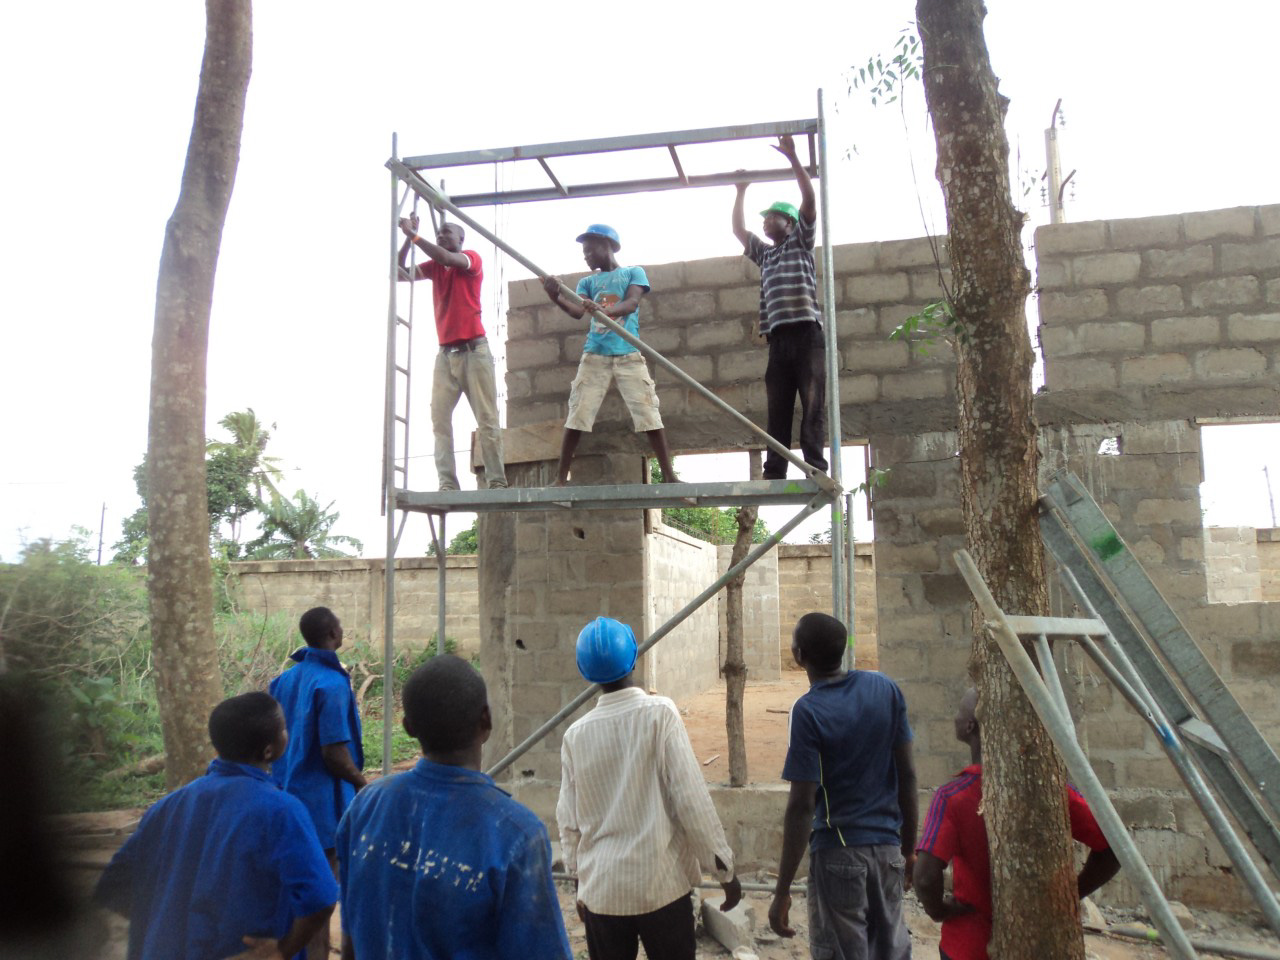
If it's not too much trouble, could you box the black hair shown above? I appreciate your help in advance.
[794,612,847,671]
[299,606,339,647]
[208,692,283,763]
[441,221,465,242]
[402,655,487,754]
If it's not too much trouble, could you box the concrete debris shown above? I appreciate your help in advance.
[701,894,757,955]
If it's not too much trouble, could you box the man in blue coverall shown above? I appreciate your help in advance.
[336,654,571,959]
[270,606,365,960]
[95,692,338,960]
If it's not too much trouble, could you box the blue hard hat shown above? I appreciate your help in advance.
[576,616,638,684]
[575,224,621,252]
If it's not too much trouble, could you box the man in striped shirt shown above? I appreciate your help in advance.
[557,617,741,960]
[732,134,828,481]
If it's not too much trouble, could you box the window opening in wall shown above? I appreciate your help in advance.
[1199,422,1280,605]
[1097,437,1122,456]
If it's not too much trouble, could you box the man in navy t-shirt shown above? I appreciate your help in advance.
[770,612,917,960]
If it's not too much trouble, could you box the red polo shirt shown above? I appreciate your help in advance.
[413,250,485,345]
[917,764,1109,960]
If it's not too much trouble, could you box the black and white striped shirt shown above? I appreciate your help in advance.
[745,214,822,336]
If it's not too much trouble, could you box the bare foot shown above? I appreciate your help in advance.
[660,473,681,484]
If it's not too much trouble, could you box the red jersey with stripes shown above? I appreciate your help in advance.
[917,764,1109,960]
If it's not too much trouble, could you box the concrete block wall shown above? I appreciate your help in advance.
[644,522,721,703]
[231,556,480,656]
[1204,526,1263,603]
[777,544,878,669]
[1036,205,1280,405]
[715,542,782,681]
[503,236,956,449]
[1260,529,1280,601]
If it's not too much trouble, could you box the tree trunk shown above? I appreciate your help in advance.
[147,0,252,790]
[915,2,1083,957]
[723,452,761,787]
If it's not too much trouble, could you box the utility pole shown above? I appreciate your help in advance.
[97,501,106,565]
[1265,465,1277,528]
[1044,99,1076,224]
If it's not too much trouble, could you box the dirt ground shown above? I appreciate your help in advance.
[677,674,806,784]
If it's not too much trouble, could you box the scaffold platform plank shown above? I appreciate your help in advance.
[395,478,836,514]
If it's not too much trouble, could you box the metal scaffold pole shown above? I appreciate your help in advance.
[381,133,400,774]
[817,89,847,637]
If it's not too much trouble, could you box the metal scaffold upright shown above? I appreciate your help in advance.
[380,91,853,773]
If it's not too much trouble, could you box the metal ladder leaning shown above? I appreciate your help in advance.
[955,549,1280,960]
[1040,471,1280,886]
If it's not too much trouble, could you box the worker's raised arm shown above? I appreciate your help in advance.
[773,135,815,225]
[397,216,471,274]
[732,181,753,249]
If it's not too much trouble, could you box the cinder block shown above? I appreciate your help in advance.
[1150,315,1220,348]
[1184,206,1256,242]
[655,355,713,383]
[1192,347,1267,380]
[536,303,588,336]
[505,306,540,340]
[1141,245,1214,280]
[655,290,716,322]
[876,542,941,573]
[683,256,750,287]
[533,367,570,397]
[910,269,951,301]
[1039,289,1109,323]
[846,272,911,304]
[1072,251,1142,285]
[700,897,756,953]
[507,338,565,371]
[1047,357,1117,390]
[508,278,549,309]
[835,307,878,337]
[843,340,910,372]
[1035,220,1107,255]
[881,369,950,401]
[641,325,683,354]
[1226,312,1280,342]
[1038,324,1074,356]
[837,373,880,404]
[1115,285,1184,317]
[687,321,747,351]
[880,237,943,269]
[719,285,759,316]
[1075,321,1146,353]
[1268,279,1280,304]
[1109,214,1182,249]
[1036,257,1071,290]
[715,349,764,382]
[506,370,533,400]
[644,261,685,289]
[1221,237,1280,274]
[832,241,880,272]
[1133,498,1202,526]
[1120,353,1193,386]
[1260,204,1280,236]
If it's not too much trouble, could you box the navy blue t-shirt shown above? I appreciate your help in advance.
[781,670,914,849]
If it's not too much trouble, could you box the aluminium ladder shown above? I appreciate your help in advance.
[1039,471,1280,884]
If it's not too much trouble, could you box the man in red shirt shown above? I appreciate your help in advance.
[399,213,506,491]
[914,688,1119,960]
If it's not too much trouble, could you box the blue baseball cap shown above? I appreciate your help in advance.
[575,224,621,252]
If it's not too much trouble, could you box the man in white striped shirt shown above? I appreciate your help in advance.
[557,617,742,960]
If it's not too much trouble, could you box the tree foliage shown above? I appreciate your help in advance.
[649,460,770,544]
[426,519,480,557]
[246,490,363,560]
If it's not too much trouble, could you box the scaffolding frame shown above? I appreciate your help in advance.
[381,93,851,774]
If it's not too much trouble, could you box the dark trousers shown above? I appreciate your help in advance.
[763,321,828,478]
[583,893,695,960]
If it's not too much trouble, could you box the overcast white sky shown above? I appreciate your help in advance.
[2,1,1278,562]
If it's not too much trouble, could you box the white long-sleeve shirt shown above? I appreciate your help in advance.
[557,687,735,915]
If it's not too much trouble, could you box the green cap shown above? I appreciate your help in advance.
[760,201,799,222]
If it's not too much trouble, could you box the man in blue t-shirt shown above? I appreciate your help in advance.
[770,612,917,960]
[336,655,572,960]
[269,606,365,960]
[95,692,338,960]
[542,224,679,485]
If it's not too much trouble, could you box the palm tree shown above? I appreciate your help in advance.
[206,408,284,501]
[247,490,363,560]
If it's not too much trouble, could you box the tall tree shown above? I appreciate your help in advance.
[146,0,252,789]
[915,1,1083,957]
